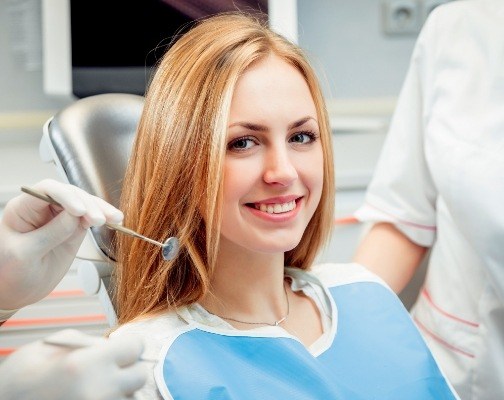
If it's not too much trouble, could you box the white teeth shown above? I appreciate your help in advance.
[255,200,296,214]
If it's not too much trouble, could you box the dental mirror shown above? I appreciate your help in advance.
[20,186,179,261]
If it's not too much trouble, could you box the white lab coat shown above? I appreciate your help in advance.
[355,1,504,399]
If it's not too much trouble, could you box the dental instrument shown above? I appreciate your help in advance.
[20,186,179,261]
[42,333,156,363]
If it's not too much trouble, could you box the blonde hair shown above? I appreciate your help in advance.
[115,13,335,324]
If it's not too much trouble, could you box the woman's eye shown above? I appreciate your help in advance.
[290,131,317,144]
[228,137,257,151]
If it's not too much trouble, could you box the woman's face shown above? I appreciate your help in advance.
[220,54,324,256]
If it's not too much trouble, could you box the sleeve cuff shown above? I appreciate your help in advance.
[354,203,436,247]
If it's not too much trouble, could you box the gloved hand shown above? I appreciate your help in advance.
[0,179,123,312]
[0,329,148,400]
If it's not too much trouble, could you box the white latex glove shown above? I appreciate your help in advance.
[0,179,123,311]
[0,329,148,400]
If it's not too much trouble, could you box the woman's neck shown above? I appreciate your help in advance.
[200,237,288,323]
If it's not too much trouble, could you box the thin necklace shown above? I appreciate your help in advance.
[211,282,290,327]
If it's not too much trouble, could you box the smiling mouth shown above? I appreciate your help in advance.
[246,199,298,214]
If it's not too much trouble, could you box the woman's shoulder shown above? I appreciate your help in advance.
[110,311,189,368]
[305,262,393,291]
[111,310,186,341]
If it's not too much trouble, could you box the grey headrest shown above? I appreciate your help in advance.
[47,93,144,260]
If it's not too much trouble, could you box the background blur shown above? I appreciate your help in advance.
[0,0,448,361]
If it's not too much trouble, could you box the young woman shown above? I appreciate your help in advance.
[112,13,459,400]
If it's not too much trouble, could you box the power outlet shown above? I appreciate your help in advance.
[382,0,421,35]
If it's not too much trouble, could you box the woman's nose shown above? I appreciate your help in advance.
[263,147,298,186]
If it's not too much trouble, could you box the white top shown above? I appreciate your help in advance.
[111,263,389,400]
[355,1,504,399]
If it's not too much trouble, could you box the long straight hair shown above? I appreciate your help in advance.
[115,13,335,324]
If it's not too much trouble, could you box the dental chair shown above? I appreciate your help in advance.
[39,93,144,326]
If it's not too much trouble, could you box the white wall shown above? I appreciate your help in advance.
[0,0,72,200]
[0,0,72,111]
[298,0,418,99]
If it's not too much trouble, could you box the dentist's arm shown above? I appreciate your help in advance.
[0,179,123,316]
[354,222,427,293]
[0,329,147,400]
[0,183,147,399]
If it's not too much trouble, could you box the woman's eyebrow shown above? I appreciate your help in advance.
[288,116,317,130]
[228,122,268,131]
[228,116,317,131]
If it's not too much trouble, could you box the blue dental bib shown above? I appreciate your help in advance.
[156,282,457,399]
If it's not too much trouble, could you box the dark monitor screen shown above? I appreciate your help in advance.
[42,0,297,99]
[70,0,267,98]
